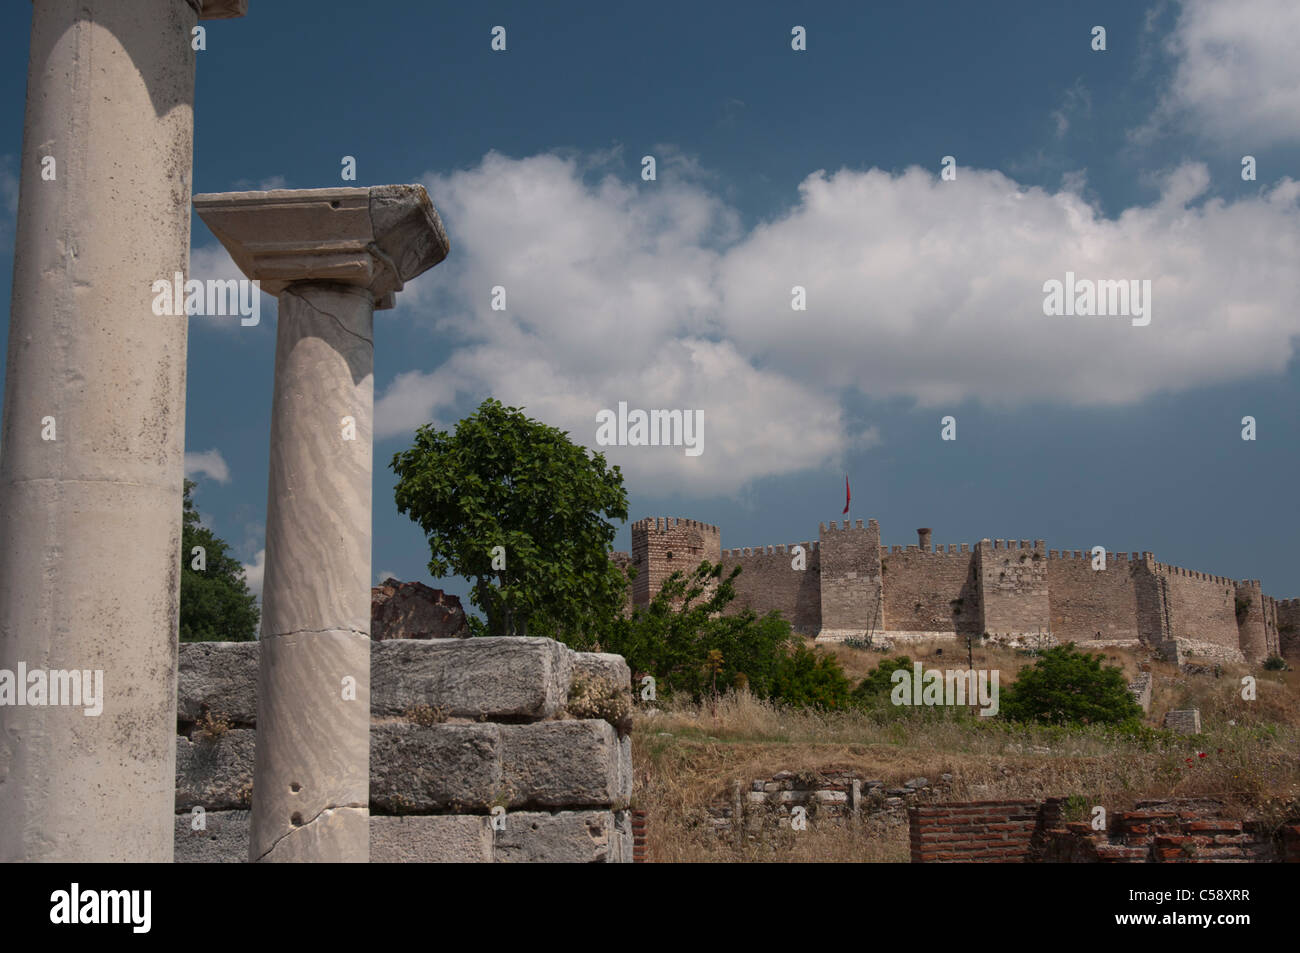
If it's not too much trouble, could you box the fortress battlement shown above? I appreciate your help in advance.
[632,516,720,536]
[722,542,818,559]
[625,515,1294,662]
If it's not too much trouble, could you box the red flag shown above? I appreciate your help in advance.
[843,475,851,514]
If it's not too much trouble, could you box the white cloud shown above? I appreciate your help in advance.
[241,548,265,602]
[376,150,1300,496]
[184,448,231,484]
[1142,0,1300,145]
[375,571,399,585]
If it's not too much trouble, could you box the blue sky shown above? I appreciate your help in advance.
[2,1,1298,616]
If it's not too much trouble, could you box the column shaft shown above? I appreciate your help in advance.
[250,282,373,862]
[0,0,201,862]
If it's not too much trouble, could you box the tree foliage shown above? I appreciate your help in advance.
[601,559,851,708]
[999,644,1143,726]
[179,479,259,642]
[391,398,629,640]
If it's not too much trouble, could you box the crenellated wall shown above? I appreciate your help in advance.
[623,515,1293,662]
[816,520,883,641]
[977,539,1050,643]
[1046,549,1147,645]
[630,517,721,605]
[720,542,822,634]
[879,541,980,637]
[1279,599,1300,660]
[1152,561,1245,662]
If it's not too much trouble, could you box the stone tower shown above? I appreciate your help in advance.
[630,517,722,605]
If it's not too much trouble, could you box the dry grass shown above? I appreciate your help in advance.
[632,643,1300,862]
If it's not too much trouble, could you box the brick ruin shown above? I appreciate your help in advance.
[910,798,1300,863]
[616,517,1297,664]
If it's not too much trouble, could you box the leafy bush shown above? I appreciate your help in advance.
[771,643,854,710]
[851,655,915,706]
[999,644,1143,727]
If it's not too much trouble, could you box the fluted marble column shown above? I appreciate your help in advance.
[0,0,247,863]
[194,187,449,861]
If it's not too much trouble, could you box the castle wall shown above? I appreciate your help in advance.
[630,517,721,605]
[816,520,883,641]
[977,540,1050,642]
[1046,549,1145,644]
[1153,562,1244,662]
[1234,581,1270,663]
[720,542,822,635]
[1278,599,1300,660]
[879,543,980,636]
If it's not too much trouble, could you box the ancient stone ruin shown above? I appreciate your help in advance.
[372,579,469,641]
[175,637,634,862]
[0,1,636,864]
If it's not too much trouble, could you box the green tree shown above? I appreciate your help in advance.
[390,398,629,641]
[999,644,1143,727]
[602,559,843,706]
[772,643,855,710]
[851,655,915,707]
[179,479,260,642]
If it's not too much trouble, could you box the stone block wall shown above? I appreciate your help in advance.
[630,517,721,605]
[708,768,952,837]
[816,520,883,641]
[1279,599,1300,660]
[879,542,981,638]
[174,639,634,862]
[1154,562,1244,662]
[977,540,1051,642]
[1163,709,1202,734]
[721,542,822,634]
[1046,550,1146,644]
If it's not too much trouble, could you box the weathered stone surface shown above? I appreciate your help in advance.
[177,641,260,726]
[617,733,634,804]
[193,186,449,308]
[372,578,468,640]
[371,637,573,720]
[176,728,256,811]
[0,0,211,864]
[174,809,250,863]
[250,629,370,862]
[256,806,368,863]
[370,815,493,863]
[573,652,632,693]
[370,723,502,813]
[1164,709,1202,735]
[500,720,623,809]
[494,811,619,863]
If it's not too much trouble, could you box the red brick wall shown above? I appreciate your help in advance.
[909,801,1041,862]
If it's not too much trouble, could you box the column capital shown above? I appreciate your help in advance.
[199,0,249,18]
[193,186,450,309]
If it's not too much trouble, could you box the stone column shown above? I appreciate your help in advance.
[0,0,247,863]
[194,187,449,861]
